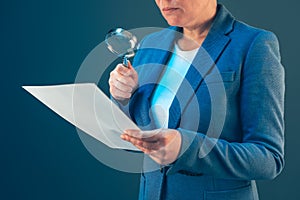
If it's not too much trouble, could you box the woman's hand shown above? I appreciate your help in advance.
[121,129,182,165]
[109,61,138,101]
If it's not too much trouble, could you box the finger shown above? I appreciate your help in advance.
[109,72,137,94]
[116,64,132,77]
[121,134,144,147]
[127,61,138,80]
[110,85,131,99]
[115,76,136,89]
[140,129,164,141]
[124,129,163,141]
[121,134,161,151]
[127,60,133,69]
[124,129,143,138]
[121,135,149,153]
[126,61,135,73]
[121,134,143,144]
[117,61,138,78]
[109,77,133,93]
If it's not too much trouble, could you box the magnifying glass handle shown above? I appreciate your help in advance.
[122,56,129,68]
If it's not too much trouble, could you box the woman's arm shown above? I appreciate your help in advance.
[122,31,285,180]
[167,31,285,180]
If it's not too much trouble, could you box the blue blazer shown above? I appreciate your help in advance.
[120,4,284,200]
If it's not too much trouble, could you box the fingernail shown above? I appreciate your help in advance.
[120,134,125,139]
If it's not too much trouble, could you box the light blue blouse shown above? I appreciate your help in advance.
[150,44,199,128]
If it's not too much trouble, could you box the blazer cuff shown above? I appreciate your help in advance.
[166,128,204,176]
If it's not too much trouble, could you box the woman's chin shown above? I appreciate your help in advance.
[166,20,182,27]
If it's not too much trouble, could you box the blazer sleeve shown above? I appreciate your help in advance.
[167,31,285,180]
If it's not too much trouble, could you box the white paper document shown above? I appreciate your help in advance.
[22,83,140,151]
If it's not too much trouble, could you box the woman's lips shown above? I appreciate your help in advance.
[162,7,179,14]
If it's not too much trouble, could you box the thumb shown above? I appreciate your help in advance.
[127,60,133,69]
[127,60,138,77]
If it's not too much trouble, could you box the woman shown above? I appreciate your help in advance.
[109,0,285,199]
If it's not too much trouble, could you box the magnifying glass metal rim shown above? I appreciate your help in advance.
[105,28,138,67]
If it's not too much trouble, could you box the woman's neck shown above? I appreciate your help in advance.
[178,5,217,51]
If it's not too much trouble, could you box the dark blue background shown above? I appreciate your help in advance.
[1,0,299,199]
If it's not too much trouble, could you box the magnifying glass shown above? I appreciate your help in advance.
[105,28,138,68]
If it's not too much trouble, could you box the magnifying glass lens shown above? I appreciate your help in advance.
[105,28,138,67]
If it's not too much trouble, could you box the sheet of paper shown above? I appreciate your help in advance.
[22,83,140,151]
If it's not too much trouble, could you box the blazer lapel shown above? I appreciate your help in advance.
[168,5,235,129]
[130,28,179,129]
[135,27,182,88]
